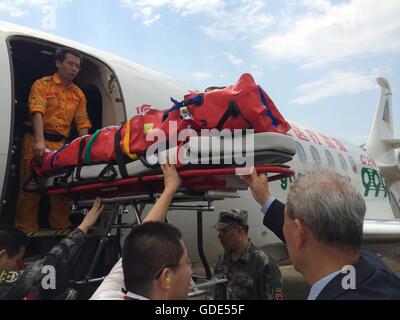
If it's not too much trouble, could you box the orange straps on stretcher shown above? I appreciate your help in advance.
[123,118,140,161]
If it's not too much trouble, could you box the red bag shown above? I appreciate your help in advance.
[30,137,86,178]
[167,73,290,133]
[50,135,90,170]
[31,128,119,178]
[83,126,119,164]
[119,106,193,158]
[32,74,290,178]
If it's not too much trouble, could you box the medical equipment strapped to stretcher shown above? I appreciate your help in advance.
[34,131,295,199]
[29,73,296,199]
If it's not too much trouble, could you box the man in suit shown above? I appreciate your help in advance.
[242,168,400,300]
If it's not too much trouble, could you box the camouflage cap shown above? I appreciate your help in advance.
[213,209,248,231]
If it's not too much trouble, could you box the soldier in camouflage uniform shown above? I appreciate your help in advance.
[212,209,283,300]
[0,197,103,300]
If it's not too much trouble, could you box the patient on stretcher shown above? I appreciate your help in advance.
[29,73,296,199]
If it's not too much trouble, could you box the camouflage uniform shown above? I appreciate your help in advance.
[213,242,283,300]
[212,209,283,300]
[0,228,85,300]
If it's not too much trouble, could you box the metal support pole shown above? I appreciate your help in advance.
[83,204,119,283]
[116,207,123,255]
[197,209,212,280]
[73,192,236,285]
[132,202,145,225]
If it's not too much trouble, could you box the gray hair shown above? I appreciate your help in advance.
[286,170,366,251]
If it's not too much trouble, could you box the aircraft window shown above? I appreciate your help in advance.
[309,146,321,166]
[325,150,335,168]
[295,142,307,163]
[338,153,348,171]
[348,156,358,174]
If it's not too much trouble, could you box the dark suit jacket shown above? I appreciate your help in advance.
[264,199,400,300]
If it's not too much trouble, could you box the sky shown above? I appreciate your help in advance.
[0,0,400,146]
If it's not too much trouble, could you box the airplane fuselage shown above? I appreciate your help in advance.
[0,21,399,270]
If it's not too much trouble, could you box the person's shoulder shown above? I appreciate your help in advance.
[90,290,125,300]
[338,273,400,299]
[70,83,85,97]
[360,248,392,273]
[340,257,400,299]
[32,75,52,86]
[368,263,400,289]
[250,244,280,269]
[249,243,269,260]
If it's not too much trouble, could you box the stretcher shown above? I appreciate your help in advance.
[54,132,296,295]
[42,132,296,200]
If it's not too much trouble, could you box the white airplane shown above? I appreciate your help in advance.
[1,21,400,276]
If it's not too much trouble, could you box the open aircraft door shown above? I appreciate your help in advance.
[0,37,14,222]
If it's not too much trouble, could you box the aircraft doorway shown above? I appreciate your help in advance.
[1,36,125,227]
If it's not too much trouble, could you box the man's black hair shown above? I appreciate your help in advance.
[122,222,183,296]
[54,47,83,65]
[0,226,28,258]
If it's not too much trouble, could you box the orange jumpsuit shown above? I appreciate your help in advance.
[16,73,92,233]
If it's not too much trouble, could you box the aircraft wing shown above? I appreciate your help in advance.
[363,219,400,265]
[363,219,400,242]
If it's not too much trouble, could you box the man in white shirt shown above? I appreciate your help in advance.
[90,258,124,300]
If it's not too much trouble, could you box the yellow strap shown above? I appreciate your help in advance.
[123,119,139,160]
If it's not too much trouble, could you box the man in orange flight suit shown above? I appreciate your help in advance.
[16,48,92,233]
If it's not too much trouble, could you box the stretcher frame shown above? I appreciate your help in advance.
[64,165,294,297]
[47,166,293,198]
